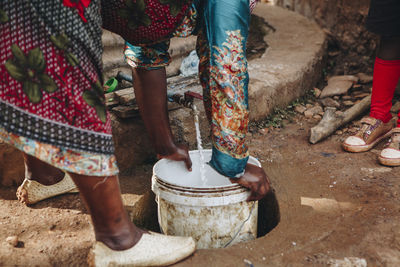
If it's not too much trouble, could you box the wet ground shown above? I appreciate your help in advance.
[1,113,400,266]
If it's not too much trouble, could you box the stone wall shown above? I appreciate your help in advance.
[276,0,377,72]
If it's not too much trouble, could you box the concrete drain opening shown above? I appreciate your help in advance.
[127,151,280,249]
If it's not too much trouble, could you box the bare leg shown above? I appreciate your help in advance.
[131,67,192,169]
[69,173,143,250]
[23,153,64,185]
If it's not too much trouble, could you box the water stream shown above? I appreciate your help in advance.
[192,104,206,185]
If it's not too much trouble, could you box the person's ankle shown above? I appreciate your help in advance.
[95,223,143,251]
[28,171,64,185]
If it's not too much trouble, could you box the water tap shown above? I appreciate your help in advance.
[167,91,203,109]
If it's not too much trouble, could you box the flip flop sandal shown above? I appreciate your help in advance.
[88,232,196,267]
[379,128,400,166]
[16,172,78,205]
[342,117,394,153]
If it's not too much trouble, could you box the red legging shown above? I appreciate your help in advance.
[369,57,400,126]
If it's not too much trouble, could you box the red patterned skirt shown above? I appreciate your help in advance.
[0,0,191,175]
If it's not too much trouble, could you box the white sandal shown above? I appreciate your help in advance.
[88,232,196,267]
[16,172,78,205]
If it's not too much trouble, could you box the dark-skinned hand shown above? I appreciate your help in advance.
[230,163,270,201]
[157,143,192,171]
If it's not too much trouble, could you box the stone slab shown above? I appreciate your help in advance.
[248,4,327,120]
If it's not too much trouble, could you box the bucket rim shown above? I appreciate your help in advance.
[153,174,246,193]
[152,149,261,190]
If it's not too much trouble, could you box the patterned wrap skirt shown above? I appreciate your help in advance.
[0,0,191,176]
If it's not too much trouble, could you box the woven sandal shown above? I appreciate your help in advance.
[88,232,196,267]
[16,173,78,205]
[342,117,394,153]
[379,127,400,166]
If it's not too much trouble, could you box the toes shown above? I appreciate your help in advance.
[16,187,28,205]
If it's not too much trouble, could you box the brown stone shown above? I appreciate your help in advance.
[343,100,354,107]
[353,92,370,99]
[6,236,18,247]
[114,88,136,105]
[320,75,359,98]
[112,105,140,119]
[313,115,322,120]
[294,105,307,114]
[391,101,400,113]
[355,73,373,84]
[304,106,324,118]
[313,88,321,98]
[320,97,340,108]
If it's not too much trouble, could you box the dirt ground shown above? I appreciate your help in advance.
[1,110,400,266]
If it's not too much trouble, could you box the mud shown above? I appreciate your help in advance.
[1,115,400,266]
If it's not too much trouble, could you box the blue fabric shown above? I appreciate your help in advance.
[124,41,171,70]
[201,0,251,178]
[124,0,252,178]
[210,147,248,178]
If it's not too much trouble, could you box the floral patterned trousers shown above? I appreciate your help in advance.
[125,0,253,177]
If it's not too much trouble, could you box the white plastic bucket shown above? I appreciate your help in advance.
[151,149,260,249]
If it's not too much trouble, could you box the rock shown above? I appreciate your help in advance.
[356,73,373,84]
[320,97,340,108]
[313,88,321,98]
[320,75,359,98]
[333,96,340,100]
[391,101,400,113]
[328,51,340,57]
[335,130,343,135]
[306,104,313,109]
[341,95,352,100]
[343,100,354,107]
[114,88,136,105]
[112,105,139,119]
[313,115,322,120]
[295,105,307,114]
[304,110,314,118]
[335,110,344,116]
[304,106,323,118]
[260,128,269,135]
[353,92,370,99]
[311,106,324,114]
[6,236,18,247]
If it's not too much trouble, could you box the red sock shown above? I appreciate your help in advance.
[370,57,400,125]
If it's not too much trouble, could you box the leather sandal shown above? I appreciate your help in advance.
[342,117,394,153]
